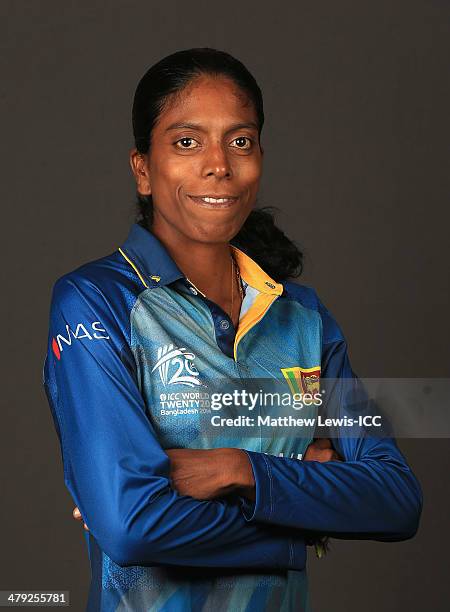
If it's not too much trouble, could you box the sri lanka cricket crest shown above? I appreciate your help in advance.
[280,366,321,396]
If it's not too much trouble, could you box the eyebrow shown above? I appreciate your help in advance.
[165,121,259,134]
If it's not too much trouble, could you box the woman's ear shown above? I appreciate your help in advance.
[129,148,152,195]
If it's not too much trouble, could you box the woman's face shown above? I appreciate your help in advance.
[131,74,263,245]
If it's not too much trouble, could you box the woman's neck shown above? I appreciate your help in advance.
[150,219,243,324]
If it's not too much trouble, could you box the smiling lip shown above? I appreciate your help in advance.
[187,194,239,208]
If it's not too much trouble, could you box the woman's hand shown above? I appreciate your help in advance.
[166,448,255,501]
[304,438,344,462]
[165,440,342,503]
[73,506,89,531]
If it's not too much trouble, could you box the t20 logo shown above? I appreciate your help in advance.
[151,343,203,388]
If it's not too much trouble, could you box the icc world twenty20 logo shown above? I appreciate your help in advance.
[151,343,203,388]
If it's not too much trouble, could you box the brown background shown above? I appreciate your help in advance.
[1,1,449,610]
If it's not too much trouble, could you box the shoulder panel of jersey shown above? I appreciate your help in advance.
[282,280,345,346]
[50,250,147,348]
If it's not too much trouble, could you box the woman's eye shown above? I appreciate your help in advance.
[175,137,199,149]
[230,136,252,149]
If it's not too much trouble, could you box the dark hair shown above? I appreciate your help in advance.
[132,47,303,281]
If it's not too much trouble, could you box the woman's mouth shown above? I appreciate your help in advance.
[187,194,239,208]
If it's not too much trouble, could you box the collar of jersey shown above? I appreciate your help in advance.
[119,223,283,296]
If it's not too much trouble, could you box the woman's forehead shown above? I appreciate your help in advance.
[157,75,257,128]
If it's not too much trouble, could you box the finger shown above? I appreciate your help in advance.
[83,523,89,531]
[73,507,81,520]
[314,438,332,449]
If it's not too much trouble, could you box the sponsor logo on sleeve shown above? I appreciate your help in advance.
[52,321,109,360]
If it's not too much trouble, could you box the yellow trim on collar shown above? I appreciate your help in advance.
[233,292,279,361]
[118,248,149,289]
[230,245,283,296]
[230,245,284,361]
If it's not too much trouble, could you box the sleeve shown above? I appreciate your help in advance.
[43,275,306,569]
[239,297,423,541]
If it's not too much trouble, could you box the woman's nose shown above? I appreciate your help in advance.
[201,144,233,178]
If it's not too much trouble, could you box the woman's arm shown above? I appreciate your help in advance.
[168,305,422,541]
[166,439,343,502]
[43,275,305,570]
[238,304,423,540]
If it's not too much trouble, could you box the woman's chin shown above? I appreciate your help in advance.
[185,219,241,244]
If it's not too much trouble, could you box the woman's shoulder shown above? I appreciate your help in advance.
[48,250,148,346]
[56,243,147,285]
[282,280,322,311]
[282,280,344,344]
[50,249,145,312]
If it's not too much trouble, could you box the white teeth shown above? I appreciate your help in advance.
[200,197,232,204]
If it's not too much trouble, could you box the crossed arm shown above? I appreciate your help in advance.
[74,439,342,528]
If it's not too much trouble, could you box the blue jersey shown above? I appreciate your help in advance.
[43,223,422,611]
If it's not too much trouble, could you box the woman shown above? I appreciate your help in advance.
[44,48,422,612]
